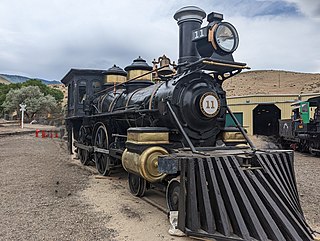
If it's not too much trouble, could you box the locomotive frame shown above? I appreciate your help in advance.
[62,6,315,241]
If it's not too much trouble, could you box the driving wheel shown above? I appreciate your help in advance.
[94,124,111,176]
[78,126,91,165]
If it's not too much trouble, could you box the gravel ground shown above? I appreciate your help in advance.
[252,135,320,234]
[0,132,319,240]
[0,134,114,241]
[295,152,320,232]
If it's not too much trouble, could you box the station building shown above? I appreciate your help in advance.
[226,93,320,136]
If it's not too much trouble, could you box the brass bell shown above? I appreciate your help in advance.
[153,55,175,76]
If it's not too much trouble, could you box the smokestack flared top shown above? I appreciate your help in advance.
[174,6,206,25]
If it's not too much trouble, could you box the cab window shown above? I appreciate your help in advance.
[92,80,102,94]
[78,80,87,104]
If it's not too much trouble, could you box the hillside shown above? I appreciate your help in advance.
[0,74,60,85]
[223,70,320,97]
[0,76,11,84]
[49,83,68,106]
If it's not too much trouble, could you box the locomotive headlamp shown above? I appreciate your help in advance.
[210,22,239,53]
[192,17,240,59]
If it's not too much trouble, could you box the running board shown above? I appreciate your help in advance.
[177,151,314,241]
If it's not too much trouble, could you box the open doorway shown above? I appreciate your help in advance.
[253,104,281,136]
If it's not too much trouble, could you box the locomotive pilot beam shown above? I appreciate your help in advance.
[62,5,315,241]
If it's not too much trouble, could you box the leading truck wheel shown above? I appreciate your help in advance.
[94,125,111,176]
[166,178,180,211]
[309,142,317,156]
[128,173,147,197]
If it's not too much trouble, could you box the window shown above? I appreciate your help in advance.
[78,80,87,104]
[92,80,102,94]
[301,103,309,113]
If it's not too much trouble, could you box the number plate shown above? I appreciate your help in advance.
[199,92,220,117]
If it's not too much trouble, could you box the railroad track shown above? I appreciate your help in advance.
[70,155,169,215]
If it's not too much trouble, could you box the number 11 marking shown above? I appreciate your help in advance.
[206,100,215,109]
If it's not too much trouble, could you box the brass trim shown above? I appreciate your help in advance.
[127,70,152,81]
[108,92,122,112]
[125,88,142,110]
[104,75,127,84]
[93,64,170,96]
[127,132,169,143]
[208,24,218,50]
[99,94,109,113]
[121,146,168,183]
[222,131,246,143]
[149,83,164,110]
[126,140,169,145]
[125,88,142,127]
[202,60,251,69]
[199,92,221,118]
[140,146,168,182]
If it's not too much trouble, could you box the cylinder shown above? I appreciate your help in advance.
[122,146,168,183]
[174,6,206,73]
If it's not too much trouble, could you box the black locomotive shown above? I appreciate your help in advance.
[62,6,315,241]
[279,96,320,155]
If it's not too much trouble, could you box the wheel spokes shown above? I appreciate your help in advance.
[94,125,110,176]
[78,126,90,165]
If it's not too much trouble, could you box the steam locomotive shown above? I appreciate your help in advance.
[279,96,320,156]
[62,6,315,241]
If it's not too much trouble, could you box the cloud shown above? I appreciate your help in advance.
[283,0,320,19]
[0,0,319,81]
[233,15,320,72]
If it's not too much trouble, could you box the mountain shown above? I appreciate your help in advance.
[0,74,60,85]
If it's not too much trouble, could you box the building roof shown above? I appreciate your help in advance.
[227,93,320,99]
[60,68,105,85]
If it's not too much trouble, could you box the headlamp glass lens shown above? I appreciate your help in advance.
[215,23,238,53]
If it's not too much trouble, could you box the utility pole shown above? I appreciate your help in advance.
[19,104,27,129]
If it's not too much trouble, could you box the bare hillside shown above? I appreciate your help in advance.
[0,76,10,85]
[49,84,68,106]
[223,70,320,97]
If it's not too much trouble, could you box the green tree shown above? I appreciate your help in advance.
[0,80,64,116]
[22,79,64,103]
[2,86,58,119]
[0,83,22,113]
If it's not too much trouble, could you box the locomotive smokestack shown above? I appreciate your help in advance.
[174,6,206,73]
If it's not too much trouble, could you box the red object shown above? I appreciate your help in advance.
[55,132,59,138]
[35,129,40,137]
[42,130,46,138]
[50,131,53,138]
[290,143,298,151]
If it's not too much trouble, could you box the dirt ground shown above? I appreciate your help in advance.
[0,131,319,240]
[0,132,191,241]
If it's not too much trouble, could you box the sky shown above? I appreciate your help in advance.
[0,0,319,81]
